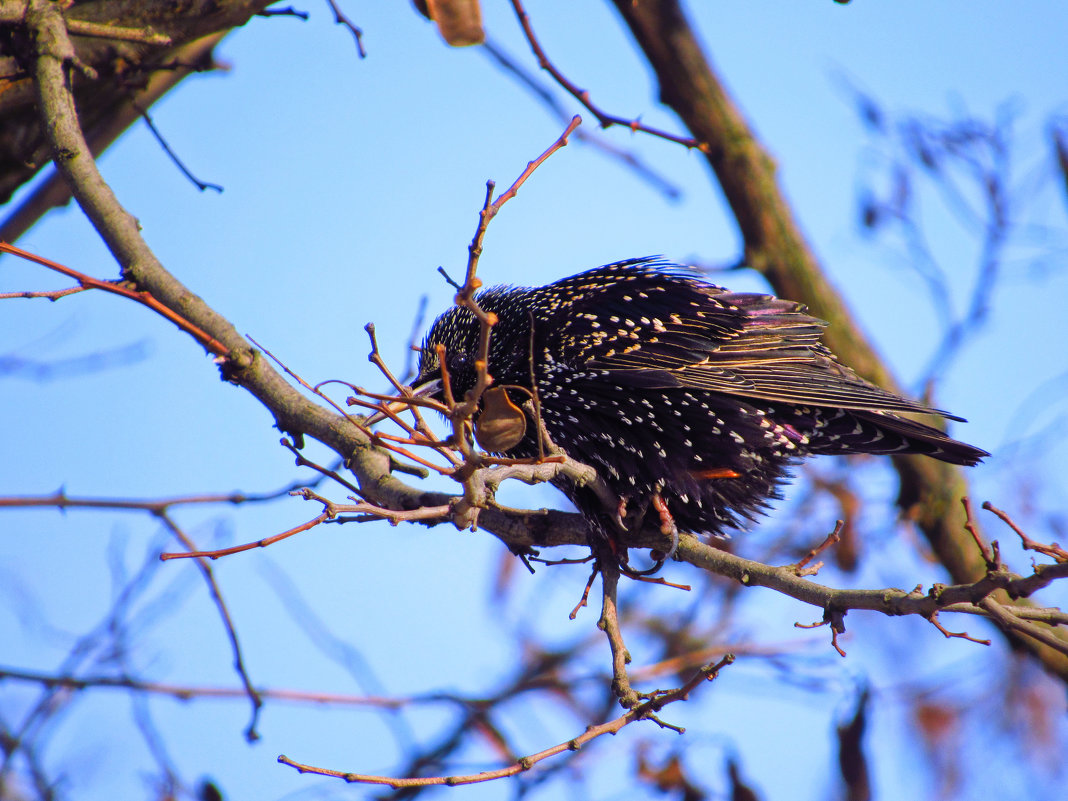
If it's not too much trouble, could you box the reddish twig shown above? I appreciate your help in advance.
[926,611,991,647]
[790,520,845,576]
[569,567,599,620]
[404,116,584,497]
[0,285,89,300]
[441,116,583,484]
[795,608,848,657]
[250,337,455,475]
[623,573,692,592]
[463,115,582,297]
[362,323,460,466]
[159,508,335,561]
[961,497,997,568]
[0,241,228,355]
[983,501,1068,564]
[509,0,706,152]
[481,37,683,200]
[330,500,454,526]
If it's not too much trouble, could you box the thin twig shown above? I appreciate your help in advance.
[157,512,263,741]
[790,520,844,575]
[257,6,310,20]
[961,497,996,568]
[400,294,428,384]
[983,501,1068,564]
[0,665,418,707]
[132,101,223,193]
[325,0,366,58]
[278,437,368,497]
[0,285,88,300]
[0,485,306,513]
[509,0,705,151]
[159,508,335,561]
[481,36,683,200]
[926,611,991,647]
[0,241,228,354]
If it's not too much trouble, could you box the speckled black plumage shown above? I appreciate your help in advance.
[414,258,987,557]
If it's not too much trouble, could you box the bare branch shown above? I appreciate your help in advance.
[597,560,637,707]
[324,0,366,58]
[979,598,1068,656]
[276,655,733,788]
[677,533,1068,656]
[481,37,683,200]
[159,506,335,561]
[509,0,705,152]
[0,242,228,354]
[983,501,1068,564]
[0,666,428,708]
[157,512,263,741]
[131,100,223,192]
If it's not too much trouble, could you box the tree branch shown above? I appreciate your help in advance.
[677,534,1068,657]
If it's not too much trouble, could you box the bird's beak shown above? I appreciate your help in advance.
[362,377,442,426]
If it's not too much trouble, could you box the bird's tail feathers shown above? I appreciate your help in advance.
[806,409,988,466]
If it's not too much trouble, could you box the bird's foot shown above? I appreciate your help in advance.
[651,493,679,561]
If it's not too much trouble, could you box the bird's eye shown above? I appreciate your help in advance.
[446,351,472,372]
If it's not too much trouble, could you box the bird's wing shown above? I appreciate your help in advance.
[542,259,959,420]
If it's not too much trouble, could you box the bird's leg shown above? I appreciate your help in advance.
[651,492,679,561]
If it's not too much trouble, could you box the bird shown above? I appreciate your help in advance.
[410,257,988,567]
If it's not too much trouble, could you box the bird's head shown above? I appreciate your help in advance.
[413,303,482,402]
[412,290,540,453]
[413,288,536,402]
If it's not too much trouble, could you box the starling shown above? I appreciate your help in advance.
[412,258,987,563]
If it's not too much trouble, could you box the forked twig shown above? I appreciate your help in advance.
[509,0,705,152]
[276,655,733,787]
[0,241,228,354]
[983,501,1068,564]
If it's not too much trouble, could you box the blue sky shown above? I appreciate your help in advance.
[2,2,1067,799]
